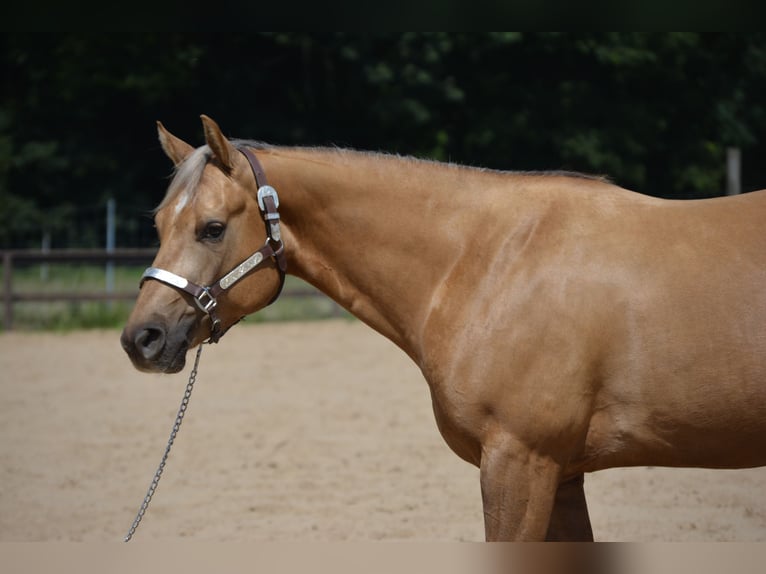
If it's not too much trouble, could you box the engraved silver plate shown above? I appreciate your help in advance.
[270,222,281,242]
[219,252,263,290]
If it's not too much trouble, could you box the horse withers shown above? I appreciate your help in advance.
[122,115,766,541]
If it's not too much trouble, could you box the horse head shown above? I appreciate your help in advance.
[121,115,284,373]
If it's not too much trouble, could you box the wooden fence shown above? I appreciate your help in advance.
[1,249,336,330]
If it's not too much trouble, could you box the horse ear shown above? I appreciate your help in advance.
[157,121,194,166]
[200,114,236,172]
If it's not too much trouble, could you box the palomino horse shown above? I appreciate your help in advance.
[122,115,766,541]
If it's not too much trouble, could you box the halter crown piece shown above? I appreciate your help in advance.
[140,148,287,343]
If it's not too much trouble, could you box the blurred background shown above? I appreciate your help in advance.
[2,32,766,329]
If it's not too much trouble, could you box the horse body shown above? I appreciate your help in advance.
[568,192,766,473]
[122,117,766,541]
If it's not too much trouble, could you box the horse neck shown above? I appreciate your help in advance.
[257,147,484,360]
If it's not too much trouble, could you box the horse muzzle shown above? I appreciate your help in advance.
[121,319,194,374]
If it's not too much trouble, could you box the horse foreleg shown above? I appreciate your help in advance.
[544,474,594,541]
[480,435,561,541]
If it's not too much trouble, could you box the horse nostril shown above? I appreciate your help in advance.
[134,326,166,361]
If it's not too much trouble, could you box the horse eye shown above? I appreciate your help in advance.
[201,221,226,241]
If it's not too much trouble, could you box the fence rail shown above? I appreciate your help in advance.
[1,248,153,330]
[1,249,334,330]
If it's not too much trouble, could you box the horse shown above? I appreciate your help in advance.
[121,115,766,541]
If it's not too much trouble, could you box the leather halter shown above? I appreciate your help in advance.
[140,148,287,343]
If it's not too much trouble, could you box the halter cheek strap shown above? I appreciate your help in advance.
[140,148,286,343]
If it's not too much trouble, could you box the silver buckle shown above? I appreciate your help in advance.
[195,289,217,313]
[257,185,279,211]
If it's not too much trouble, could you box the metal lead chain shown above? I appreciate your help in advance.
[124,344,204,542]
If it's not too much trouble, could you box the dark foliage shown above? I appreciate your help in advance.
[2,33,765,248]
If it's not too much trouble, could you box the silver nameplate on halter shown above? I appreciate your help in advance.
[219,252,264,290]
[142,267,189,290]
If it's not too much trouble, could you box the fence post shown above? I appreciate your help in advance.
[41,231,51,282]
[3,251,13,330]
[106,198,116,309]
[726,147,741,196]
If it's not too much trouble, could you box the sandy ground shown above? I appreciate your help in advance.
[0,320,764,542]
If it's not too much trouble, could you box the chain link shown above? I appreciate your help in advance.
[124,344,204,542]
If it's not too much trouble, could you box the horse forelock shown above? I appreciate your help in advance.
[155,146,211,214]
[155,140,274,214]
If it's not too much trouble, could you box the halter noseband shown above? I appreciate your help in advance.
[140,148,287,343]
